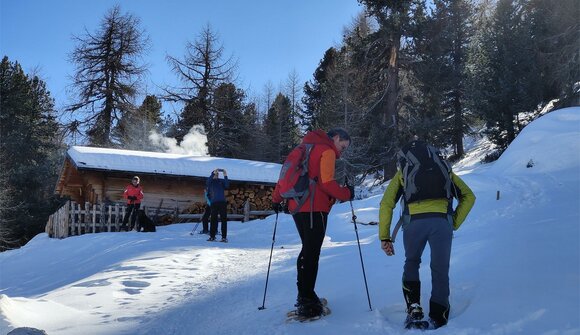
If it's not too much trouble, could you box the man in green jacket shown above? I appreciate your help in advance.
[379,140,475,329]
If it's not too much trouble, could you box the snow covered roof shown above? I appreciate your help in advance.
[66,146,281,184]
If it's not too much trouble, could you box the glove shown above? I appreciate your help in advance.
[381,239,395,256]
[272,202,283,214]
[347,185,355,200]
[128,196,137,201]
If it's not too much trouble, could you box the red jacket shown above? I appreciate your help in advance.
[273,130,350,213]
[123,184,144,204]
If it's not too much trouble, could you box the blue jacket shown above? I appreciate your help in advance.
[206,174,229,203]
[204,190,211,206]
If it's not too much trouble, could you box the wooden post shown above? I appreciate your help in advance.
[70,202,76,235]
[76,202,82,235]
[84,201,90,234]
[108,205,113,232]
[59,206,65,238]
[121,205,126,231]
[46,215,52,237]
[92,203,97,233]
[57,206,63,238]
[115,203,120,231]
[99,203,106,233]
[63,201,70,238]
[243,200,250,222]
[53,211,59,239]
[58,206,63,238]
[68,201,74,236]
[54,208,60,238]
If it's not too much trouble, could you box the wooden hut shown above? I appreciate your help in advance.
[55,146,281,215]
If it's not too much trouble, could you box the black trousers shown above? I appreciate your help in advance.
[202,205,211,232]
[210,201,227,239]
[293,211,328,299]
[123,203,140,229]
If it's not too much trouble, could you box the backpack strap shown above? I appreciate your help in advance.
[427,145,453,199]
[401,149,422,202]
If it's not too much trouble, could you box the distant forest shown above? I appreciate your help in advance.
[1,0,578,250]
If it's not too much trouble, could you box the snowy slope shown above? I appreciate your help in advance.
[0,108,579,335]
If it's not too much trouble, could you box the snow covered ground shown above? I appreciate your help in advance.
[1,107,579,335]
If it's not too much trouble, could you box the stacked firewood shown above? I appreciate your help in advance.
[187,202,207,213]
[184,185,274,214]
[225,185,274,213]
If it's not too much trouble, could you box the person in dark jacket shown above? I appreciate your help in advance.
[206,168,229,242]
[272,128,354,318]
[122,176,144,231]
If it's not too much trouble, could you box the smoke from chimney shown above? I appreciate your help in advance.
[148,125,209,156]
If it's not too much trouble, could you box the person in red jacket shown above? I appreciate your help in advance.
[272,128,354,318]
[122,176,144,231]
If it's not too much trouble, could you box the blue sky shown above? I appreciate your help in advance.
[1,0,362,114]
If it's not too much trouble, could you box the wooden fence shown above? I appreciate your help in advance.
[46,200,275,239]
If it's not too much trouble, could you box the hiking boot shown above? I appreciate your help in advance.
[207,237,216,241]
[294,295,304,307]
[428,318,446,329]
[406,303,425,322]
[296,296,324,318]
[428,300,449,328]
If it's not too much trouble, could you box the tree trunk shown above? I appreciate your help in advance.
[382,35,401,179]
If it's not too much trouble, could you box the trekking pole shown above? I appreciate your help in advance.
[258,212,279,310]
[190,222,200,235]
[350,200,373,311]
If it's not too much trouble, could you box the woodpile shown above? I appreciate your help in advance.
[184,185,274,214]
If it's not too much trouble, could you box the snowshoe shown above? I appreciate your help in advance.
[286,298,330,323]
[404,303,429,330]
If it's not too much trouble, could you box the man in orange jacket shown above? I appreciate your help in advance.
[272,128,354,318]
[122,176,144,231]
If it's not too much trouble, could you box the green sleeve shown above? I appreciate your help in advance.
[379,170,403,240]
[451,172,476,230]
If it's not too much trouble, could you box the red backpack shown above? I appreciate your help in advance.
[276,143,315,213]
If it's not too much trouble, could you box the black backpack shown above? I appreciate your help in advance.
[397,141,452,203]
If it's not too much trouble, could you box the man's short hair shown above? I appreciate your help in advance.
[327,128,351,143]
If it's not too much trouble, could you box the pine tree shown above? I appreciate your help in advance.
[302,48,340,131]
[238,101,265,161]
[0,57,63,250]
[114,95,163,150]
[357,0,423,177]
[67,5,149,147]
[211,82,246,157]
[165,24,237,142]
[285,70,304,142]
[411,0,474,158]
[263,93,298,162]
[467,0,540,150]
[527,0,580,106]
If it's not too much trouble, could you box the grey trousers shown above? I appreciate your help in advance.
[402,216,453,306]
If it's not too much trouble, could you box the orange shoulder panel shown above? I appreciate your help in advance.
[319,149,337,183]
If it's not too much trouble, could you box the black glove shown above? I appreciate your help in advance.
[128,196,137,201]
[272,202,283,214]
[347,185,355,200]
